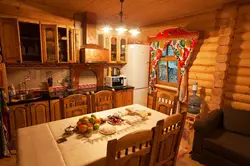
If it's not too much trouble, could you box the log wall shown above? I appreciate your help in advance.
[224,3,250,111]
[143,1,250,112]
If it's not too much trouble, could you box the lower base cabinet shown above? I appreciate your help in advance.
[115,89,134,108]
[50,99,61,121]
[147,95,153,109]
[9,101,49,145]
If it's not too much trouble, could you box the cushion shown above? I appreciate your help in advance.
[203,129,250,166]
[223,108,250,136]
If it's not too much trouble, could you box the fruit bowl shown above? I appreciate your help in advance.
[76,114,106,137]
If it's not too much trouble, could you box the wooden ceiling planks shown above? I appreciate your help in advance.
[3,0,235,26]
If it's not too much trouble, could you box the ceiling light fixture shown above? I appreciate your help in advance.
[101,0,141,36]
[101,25,113,33]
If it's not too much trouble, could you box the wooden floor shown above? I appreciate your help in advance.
[0,154,203,166]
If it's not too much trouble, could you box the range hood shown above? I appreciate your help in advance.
[80,12,109,63]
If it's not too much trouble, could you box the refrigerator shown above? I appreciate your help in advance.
[121,44,150,106]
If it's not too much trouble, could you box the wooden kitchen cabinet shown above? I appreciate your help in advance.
[0,18,22,63]
[115,89,134,107]
[98,33,127,64]
[9,101,50,145]
[9,103,31,144]
[147,95,153,109]
[30,101,50,125]
[50,99,61,121]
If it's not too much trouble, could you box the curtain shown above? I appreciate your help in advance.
[0,88,9,157]
[148,29,198,103]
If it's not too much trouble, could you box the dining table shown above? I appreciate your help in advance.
[17,104,168,166]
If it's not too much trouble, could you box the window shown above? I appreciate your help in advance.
[156,44,180,87]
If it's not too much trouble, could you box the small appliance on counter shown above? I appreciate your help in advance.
[111,67,120,76]
[105,76,126,87]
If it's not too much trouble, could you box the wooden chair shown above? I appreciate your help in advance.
[106,129,155,166]
[92,90,115,112]
[149,111,187,166]
[60,93,90,119]
[152,91,177,115]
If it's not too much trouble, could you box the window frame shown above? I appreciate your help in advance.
[156,45,180,87]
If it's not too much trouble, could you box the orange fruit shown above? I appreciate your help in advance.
[95,119,101,124]
[79,124,88,133]
[87,123,93,127]
[77,121,82,126]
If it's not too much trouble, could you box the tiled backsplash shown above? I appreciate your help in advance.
[6,68,97,91]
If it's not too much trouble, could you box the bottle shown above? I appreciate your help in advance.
[188,82,201,114]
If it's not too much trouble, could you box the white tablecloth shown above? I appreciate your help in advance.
[17,104,168,166]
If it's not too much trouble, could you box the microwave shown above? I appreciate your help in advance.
[105,76,127,87]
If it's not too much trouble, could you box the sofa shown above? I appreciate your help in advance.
[191,108,250,166]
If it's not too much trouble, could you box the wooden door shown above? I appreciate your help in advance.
[68,28,75,63]
[41,24,58,63]
[30,101,50,125]
[0,18,21,63]
[0,63,8,95]
[9,104,31,141]
[125,89,134,105]
[115,90,123,108]
[119,37,127,63]
[50,99,61,121]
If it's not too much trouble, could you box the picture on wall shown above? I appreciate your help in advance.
[158,61,168,82]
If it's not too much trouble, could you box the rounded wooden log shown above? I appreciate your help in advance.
[210,95,223,104]
[197,43,218,52]
[218,36,231,45]
[188,86,212,95]
[216,54,229,63]
[214,71,226,80]
[219,27,233,36]
[225,84,250,95]
[214,79,225,88]
[215,63,228,72]
[189,65,215,73]
[224,99,250,111]
[234,32,250,41]
[199,37,219,44]
[230,58,250,67]
[189,72,214,81]
[232,41,250,50]
[212,87,223,96]
[235,22,250,34]
[194,51,217,59]
[188,79,213,88]
[228,67,250,76]
[192,59,216,66]
[225,92,250,104]
[215,18,236,28]
[217,46,231,54]
[230,51,250,59]
[227,76,250,86]
[218,5,238,19]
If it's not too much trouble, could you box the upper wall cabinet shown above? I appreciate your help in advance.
[0,18,22,63]
[98,34,127,64]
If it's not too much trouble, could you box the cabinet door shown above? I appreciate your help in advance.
[0,18,21,63]
[68,28,75,63]
[41,24,58,63]
[124,89,134,106]
[0,63,8,95]
[9,104,31,140]
[30,101,50,125]
[109,36,118,63]
[115,91,123,108]
[147,95,153,109]
[50,99,61,121]
[119,38,127,63]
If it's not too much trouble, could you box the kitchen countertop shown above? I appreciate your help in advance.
[7,86,134,106]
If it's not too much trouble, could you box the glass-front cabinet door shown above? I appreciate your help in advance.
[119,38,126,63]
[110,36,118,63]
[41,25,58,63]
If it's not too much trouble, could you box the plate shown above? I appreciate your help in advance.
[99,126,116,135]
